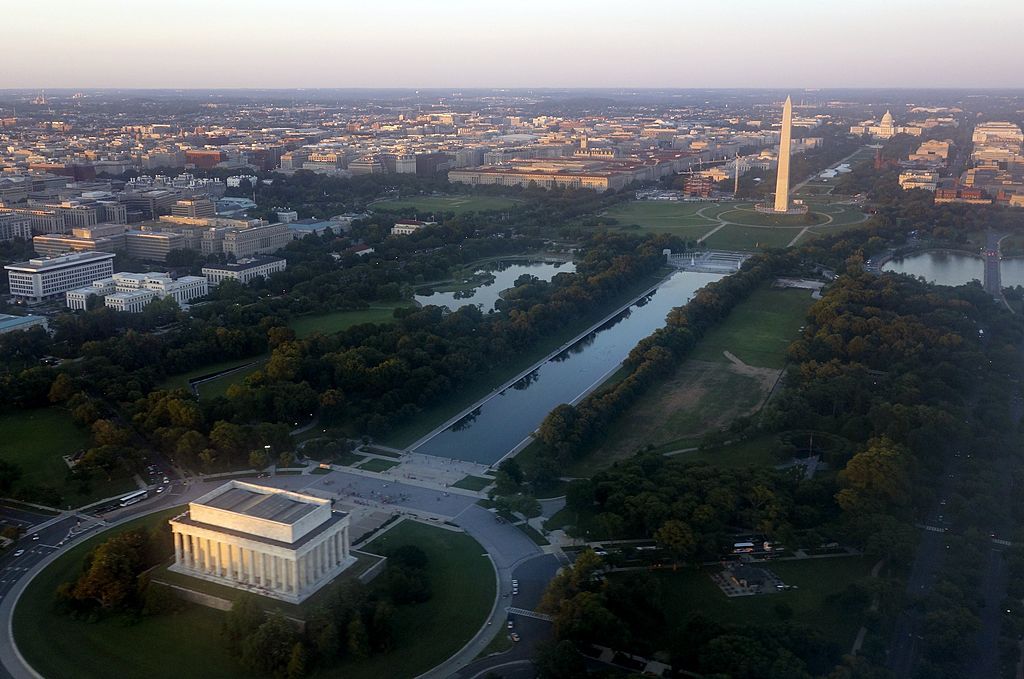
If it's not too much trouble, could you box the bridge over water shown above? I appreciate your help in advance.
[665,249,751,273]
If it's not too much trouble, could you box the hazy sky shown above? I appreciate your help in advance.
[5,0,1023,89]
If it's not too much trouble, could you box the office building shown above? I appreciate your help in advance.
[32,224,127,257]
[0,313,48,334]
[5,251,116,302]
[222,222,291,257]
[171,198,217,218]
[0,213,32,242]
[202,256,287,285]
[124,230,186,262]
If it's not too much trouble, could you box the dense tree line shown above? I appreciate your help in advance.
[222,231,677,437]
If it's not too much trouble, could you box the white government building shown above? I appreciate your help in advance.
[202,255,287,285]
[66,271,208,312]
[169,481,354,604]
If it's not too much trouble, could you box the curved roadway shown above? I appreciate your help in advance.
[0,466,557,679]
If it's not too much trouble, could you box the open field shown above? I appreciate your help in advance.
[14,514,494,679]
[567,362,772,476]
[373,195,523,215]
[688,287,814,369]
[0,408,134,505]
[716,208,825,227]
[289,304,409,339]
[602,201,717,232]
[557,286,811,476]
[0,409,88,491]
[702,224,803,250]
[598,199,867,250]
[652,433,781,468]
[646,556,873,650]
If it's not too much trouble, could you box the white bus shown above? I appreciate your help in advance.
[119,490,148,507]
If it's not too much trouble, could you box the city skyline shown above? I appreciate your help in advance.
[5,0,1024,89]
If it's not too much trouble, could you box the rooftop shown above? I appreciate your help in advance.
[203,485,320,525]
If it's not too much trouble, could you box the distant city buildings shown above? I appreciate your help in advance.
[898,170,939,191]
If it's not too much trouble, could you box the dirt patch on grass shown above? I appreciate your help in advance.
[579,359,780,474]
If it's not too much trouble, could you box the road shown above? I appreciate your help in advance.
[454,554,559,679]
[886,437,970,676]
[983,230,1002,299]
[0,466,552,679]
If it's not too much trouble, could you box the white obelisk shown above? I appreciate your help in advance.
[773,95,793,213]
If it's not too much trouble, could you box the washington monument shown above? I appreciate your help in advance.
[773,95,793,212]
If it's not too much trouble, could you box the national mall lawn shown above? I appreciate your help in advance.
[13,510,495,679]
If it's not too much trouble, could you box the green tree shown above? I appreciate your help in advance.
[240,613,296,675]
[285,642,307,679]
[347,617,370,659]
[222,595,265,654]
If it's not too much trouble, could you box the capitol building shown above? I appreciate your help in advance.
[169,481,354,604]
[850,111,923,140]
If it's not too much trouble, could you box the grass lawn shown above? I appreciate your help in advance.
[602,201,710,229]
[567,363,771,477]
[718,208,826,228]
[552,286,808,477]
[372,195,522,215]
[194,360,267,399]
[516,523,549,546]
[341,520,496,678]
[11,507,244,679]
[0,408,135,506]
[656,434,781,468]
[158,354,267,393]
[358,458,400,473]
[477,630,514,658]
[702,224,803,250]
[15,514,494,679]
[289,304,409,339]
[646,556,873,650]
[688,286,813,369]
[452,475,493,492]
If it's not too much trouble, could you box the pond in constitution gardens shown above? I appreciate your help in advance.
[413,270,724,465]
[883,251,1024,288]
[882,251,983,286]
[414,260,576,312]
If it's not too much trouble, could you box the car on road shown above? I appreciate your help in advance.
[507,618,514,629]
[156,487,164,494]
[510,633,520,642]
[13,549,24,557]
[31,534,39,541]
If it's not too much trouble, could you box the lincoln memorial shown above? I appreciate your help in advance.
[169,481,354,604]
